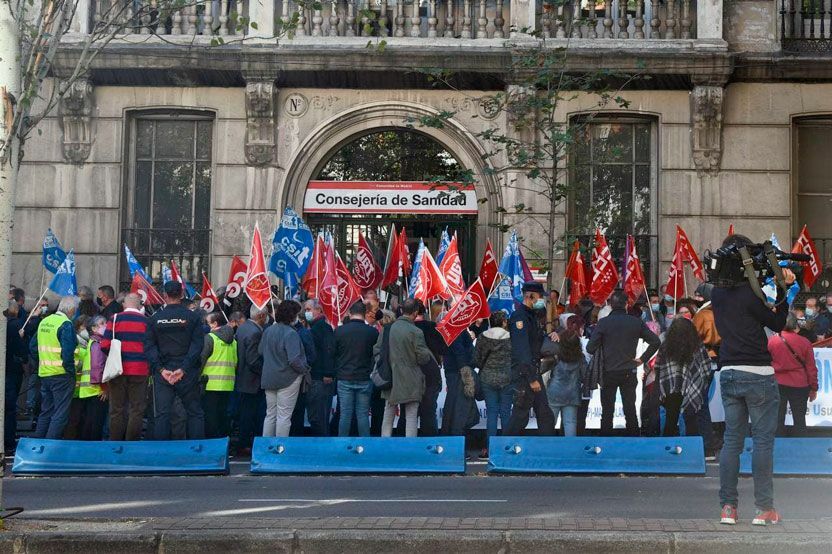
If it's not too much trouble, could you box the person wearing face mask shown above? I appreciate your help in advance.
[66,315,109,440]
[301,299,335,436]
[96,286,122,320]
[587,290,661,436]
[504,282,557,436]
[814,292,832,341]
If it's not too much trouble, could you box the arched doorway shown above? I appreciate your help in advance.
[281,101,502,282]
[306,129,478,279]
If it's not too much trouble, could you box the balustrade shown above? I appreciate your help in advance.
[781,0,832,50]
[540,0,697,40]
[92,0,246,36]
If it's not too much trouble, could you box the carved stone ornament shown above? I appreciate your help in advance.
[59,78,94,164]
[244,80,277,166]
[691,85,724,177]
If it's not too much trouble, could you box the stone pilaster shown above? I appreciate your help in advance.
[690,84,724,177]
[244,78,277,166]
[59,77,94,165]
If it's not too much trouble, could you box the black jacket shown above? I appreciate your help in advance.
[235,319,263,394]
[334,319,379,381]
[586,308,660,374]
[509,302,544,384]
[712,283,788,368]
[145,304,205,378]
[415,319,447,390]
[309,316,336,380]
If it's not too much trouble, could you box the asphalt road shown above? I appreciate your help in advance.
[4,463,832,521]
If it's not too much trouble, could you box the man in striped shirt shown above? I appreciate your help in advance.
[101,293,149,441]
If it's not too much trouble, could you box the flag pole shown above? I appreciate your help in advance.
[644,283,657,323]
[19,288,49,337]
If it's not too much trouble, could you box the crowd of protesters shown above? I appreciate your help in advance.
[3,271,823,463]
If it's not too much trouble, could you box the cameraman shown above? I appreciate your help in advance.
[711,234,794,527]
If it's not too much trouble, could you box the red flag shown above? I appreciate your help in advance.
[130,272,164,306]
[414,247,450,304]
[224,255,248,304]
[436,278,491,346]
[169,259,186,287]
[590,230,619,305]
[478,239,500,293]
[334,252,362,325]
[439,234,466,298]
[565,240,588,307]
[380,224,401,289]
[317,234,339,326]
[623,235,647,306]
[727,224,735,236]
[792,224,823,289]
[676,226,704,281]
[199,272,221,313]
[244,223,272,310]
[352,232,382,290]
[399,227,412,278]
[519,249,534,283]
[665,231,686,300]
[303,235,323,298]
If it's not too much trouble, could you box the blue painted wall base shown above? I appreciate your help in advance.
[488,436,706,474]
[251,436,465,474]
[12,437,230,475]
[739,438,832,476]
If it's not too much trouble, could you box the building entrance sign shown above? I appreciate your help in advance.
[304,181,479,215]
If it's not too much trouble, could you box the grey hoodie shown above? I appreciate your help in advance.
[474,327,512,388]
[200,325,236,369]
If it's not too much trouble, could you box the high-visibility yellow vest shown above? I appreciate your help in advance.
[37,313,71,378]
[78,342,102,399]
[73,344,83,398]
[202,333,237,392]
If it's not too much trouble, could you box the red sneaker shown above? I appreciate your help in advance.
[752,509,781,526]
[720,504,738,525]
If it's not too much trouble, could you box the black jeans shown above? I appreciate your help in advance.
[661,392,700,437]
[305,380,335,436]
[238,390,265,449]
[152,373,205,440]
[777,385,810,437]
[600,371,639,436]
[504,377,556,436]
[202,391,231,438]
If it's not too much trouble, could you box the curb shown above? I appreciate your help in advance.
[1,528,830,553]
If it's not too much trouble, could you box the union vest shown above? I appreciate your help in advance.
[202,333,237,392]
[37,313,71,378]
[76,343,102,399]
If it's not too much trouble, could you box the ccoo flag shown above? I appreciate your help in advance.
[269,207,314,294]
[48,250,77,296]
[42,228,67,274]
[199,272,221,313]
[245,223,273,310]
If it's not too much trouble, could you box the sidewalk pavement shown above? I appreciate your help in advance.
[3,516,831,553]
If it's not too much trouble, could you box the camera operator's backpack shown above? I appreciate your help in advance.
[371,323,393,390]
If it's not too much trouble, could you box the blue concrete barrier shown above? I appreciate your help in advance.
[488,436,706,474]
[12,437,230,476]
[740,438,832,476]
[250,436,465,474]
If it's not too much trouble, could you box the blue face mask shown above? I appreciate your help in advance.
[805,308,815,318]
[664,294,674,303]
[304,310,314,322]
[651,303,660,312]
[532,299,546,310]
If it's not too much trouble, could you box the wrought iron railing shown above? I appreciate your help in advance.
[120,228,211,291]
[780,0,832,52]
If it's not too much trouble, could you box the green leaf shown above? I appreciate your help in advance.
[250,21,258,30]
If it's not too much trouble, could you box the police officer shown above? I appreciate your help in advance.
[145,281,206,440]
[30,296,78,439]
[504,281,556,436]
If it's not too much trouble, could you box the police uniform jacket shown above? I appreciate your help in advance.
[509,302,544,385]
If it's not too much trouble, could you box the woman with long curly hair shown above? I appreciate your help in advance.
[655,317,712,437]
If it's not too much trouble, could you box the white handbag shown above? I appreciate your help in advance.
[101,314,124,383]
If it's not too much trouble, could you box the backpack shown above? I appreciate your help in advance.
[370,323,393,390]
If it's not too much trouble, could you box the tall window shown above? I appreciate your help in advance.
[123,112,213,287]
[569,116,658,284]
[794,117,832,291]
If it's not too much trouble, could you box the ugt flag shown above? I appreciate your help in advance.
[42,228,67,274]
[270,207,314,293]
[48,250,77,296]
[489,231,523,315]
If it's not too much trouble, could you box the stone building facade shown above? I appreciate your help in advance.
[11,1,832,297]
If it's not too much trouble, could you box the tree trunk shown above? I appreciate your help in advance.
[0,2,22,508]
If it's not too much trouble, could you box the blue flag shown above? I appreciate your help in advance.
[124,244,149,280]
[42,228,67,274]
[269,207,314,295]
[48,250,77,296]
[161,264,172,285]
[762,233,799,306]
[408,239,426,298]
[488,231,523,315]
[435,227,451,266]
